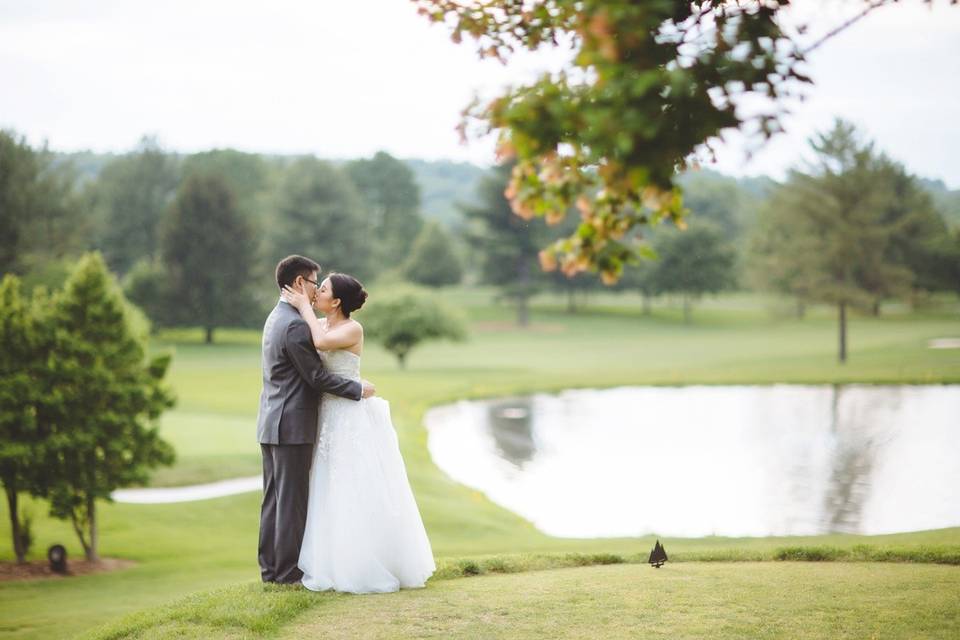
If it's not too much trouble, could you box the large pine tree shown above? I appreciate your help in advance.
[0,131,86,278]
[749,120,914,362]
[462,164,548,326]
[161,174,256,343]
[649,223,737,323]
[403,222,463,287]
[93,137,179,275]
[0,275,44,563]
[345,151,424,266]
[268,157,372,280]
[40,254,175,561]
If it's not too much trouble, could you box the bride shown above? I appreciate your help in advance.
[281,273,435,594]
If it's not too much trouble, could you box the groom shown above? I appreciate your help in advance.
[257,255,375,584]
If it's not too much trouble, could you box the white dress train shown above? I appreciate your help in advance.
[298,349,436,594]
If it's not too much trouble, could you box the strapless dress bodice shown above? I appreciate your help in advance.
[319,350,361,381]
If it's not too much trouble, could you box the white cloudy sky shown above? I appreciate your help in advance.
[2,1,958,186]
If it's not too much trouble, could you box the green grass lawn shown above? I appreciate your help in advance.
[80,560,960,639]
[153,290,960,488]
[274,563,960,640]
[1,290,958,639]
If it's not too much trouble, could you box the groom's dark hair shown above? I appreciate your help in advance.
[275,255,320,290]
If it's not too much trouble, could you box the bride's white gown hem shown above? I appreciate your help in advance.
[298,349,435,594]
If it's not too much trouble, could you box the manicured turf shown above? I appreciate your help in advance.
[153,290,960,487]
[1,290,958,639]
[274,563,960,640]
[81,562,960,640]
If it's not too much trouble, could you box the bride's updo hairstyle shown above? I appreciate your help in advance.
[328,273,368,318]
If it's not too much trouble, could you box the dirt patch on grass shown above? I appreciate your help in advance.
[929,338,960,349]
[0,557,137,581]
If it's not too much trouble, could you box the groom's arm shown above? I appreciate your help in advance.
[285,321,362,401]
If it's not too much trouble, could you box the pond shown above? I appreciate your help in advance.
[425,385,960,538]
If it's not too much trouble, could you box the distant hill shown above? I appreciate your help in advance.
[402,158,486,228]
[51,150,119,184]
[52,147,956,231]
[918,177,960,229]
[51,150,488,228]
[735,174,780,200]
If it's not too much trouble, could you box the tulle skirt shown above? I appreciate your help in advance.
[298,396,436,594]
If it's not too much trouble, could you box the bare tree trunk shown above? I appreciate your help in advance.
[871,300,881,316]
[517,296,529,327]
[516,260,531,327]
[70,510,92,562]
[87,494,98,562]
[205,326,215,344]
[4,484,25,564]
[838,301,847,364]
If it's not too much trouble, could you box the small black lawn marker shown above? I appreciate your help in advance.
[48,544,68,574]
[648,540,668,568]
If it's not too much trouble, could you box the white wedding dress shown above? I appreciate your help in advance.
[298,349,435,594]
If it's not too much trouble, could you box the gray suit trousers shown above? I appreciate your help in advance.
[258,443,314,583]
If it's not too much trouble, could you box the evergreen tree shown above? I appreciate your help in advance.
[650,223,736,323]
[618,252,660,316]
[161,174,257,343]
[677,170,751,241]
[871,156,954,306]
[92,136,179,275]
[0,275,44,563]
[930,229,960,298]
[346,151,424,265]
[182,149,269,220]
[749,120,913,362]
[0,131,35,274]
[123,259,172,331]
[40,254,175,561]
[268,157,371,279]
[0,130,88,277]
[746,190,821,319]
[463,164,548,326]
[403,222,463,287]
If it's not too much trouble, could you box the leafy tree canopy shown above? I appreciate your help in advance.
[416,0,953,280]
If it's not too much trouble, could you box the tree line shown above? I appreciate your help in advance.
[465,121,959,342]
[1,134,466,342]
[3,120,959,362]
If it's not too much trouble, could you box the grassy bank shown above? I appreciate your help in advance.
[84,562,960,640]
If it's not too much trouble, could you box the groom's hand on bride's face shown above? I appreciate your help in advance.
[361,379,376,398]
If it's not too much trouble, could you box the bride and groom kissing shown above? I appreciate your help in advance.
[257,255,435,594]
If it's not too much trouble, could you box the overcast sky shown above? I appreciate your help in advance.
[2,1,958,187]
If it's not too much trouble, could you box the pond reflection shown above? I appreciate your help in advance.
[487,400,536,468]
[425,385,960,538]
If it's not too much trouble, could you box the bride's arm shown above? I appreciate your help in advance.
[281,287,362,351]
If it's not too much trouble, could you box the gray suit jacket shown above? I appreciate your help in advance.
[256,301,362,445]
